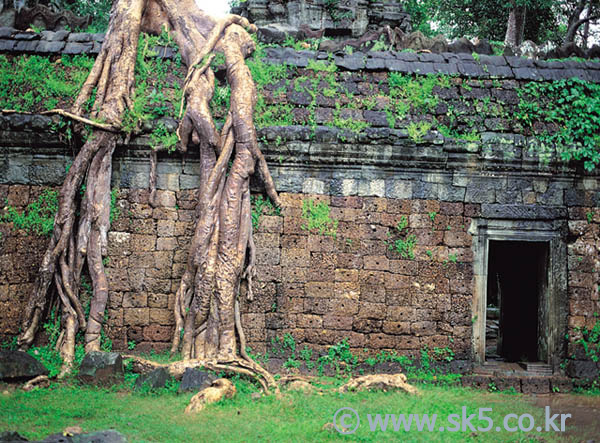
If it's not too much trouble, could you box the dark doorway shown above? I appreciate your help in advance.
[486,240,549,362]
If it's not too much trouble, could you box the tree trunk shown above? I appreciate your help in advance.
[18,0,280,393]
[564,0,600,44]
[504,4,526,48]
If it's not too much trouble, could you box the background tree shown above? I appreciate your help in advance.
[420,0,598,47]
[563,0,600,44]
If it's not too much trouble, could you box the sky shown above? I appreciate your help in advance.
[195,0,230,18]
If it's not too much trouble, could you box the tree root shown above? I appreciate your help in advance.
[18,0,145,369]
[338,373,419,395]
[122,353,279,396]
[1,109,119,131]
[22,375,50,391]
[17,0,281,394]
[185,378,236,413]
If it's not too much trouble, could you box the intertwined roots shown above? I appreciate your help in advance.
[18,0,279,393]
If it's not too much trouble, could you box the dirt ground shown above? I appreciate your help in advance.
[531,393,600,441]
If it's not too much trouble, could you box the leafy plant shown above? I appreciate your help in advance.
[330,102,370,137]
[150,121,179,152]
[301,199,338,239]
[109,188,121,224]
[26,308,63,378]
[1,189,59,236]
[299,346,314,370]
[387,73,448,122]
[246,346,269,366]
[0,54,93,112]
[316,338,358,377]
[250,195,281,230]
[574,313,600,362]
[517,78,600,171]
[282,333,296,354]
[283,357,301,369]
[386,216,416,259]
[407,121,432,143]
[0,335,18,350]
[433,346,455,362]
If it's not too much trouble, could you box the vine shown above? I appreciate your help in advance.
[517,78,600,171]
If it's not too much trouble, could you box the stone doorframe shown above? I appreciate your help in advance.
[470,216,568,371]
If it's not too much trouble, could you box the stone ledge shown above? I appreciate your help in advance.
[0,115,597,179]
[0,27,598,83]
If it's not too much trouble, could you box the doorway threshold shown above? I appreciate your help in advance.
[475,361,553,377]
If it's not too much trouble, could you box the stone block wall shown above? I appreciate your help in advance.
[0,181,476,358]
[1,35,600,372]
[2,161,599,368]
[0,184,50,339]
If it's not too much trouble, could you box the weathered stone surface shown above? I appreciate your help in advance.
[35,41,65,53]
[0,27,599,380]
[134,367,169,391]
[481,204,567,220]
[33,430,127,442]
[257,23,298,43]
[0,431,27,441]
[179,368,217,393]
[78,352,124,385]
[567,360,599,379]
[0,27,14,38]
[521,377,550,394]
[0,350,48,380]
[62,42,92,55]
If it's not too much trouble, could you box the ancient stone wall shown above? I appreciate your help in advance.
[1,119,598,372]
[231,0,411,37]
[1,32,600,377]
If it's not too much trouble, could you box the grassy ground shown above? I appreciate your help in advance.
[1,378,596,442]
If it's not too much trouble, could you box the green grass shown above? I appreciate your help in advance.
[0,54,94,112]
[0,381,582,442]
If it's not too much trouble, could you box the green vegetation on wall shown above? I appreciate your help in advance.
[386,216,417,259]
[517,78,600,171]
[250,194,281,230]
[1,189,59,236]
[122,32,183,152]
[573,313,600,363]
[301,199,338,238]
[0,40,599,171]
[0,54,93,112]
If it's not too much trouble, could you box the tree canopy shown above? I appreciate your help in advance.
[408,0,599,46]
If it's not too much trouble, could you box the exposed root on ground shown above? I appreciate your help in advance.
[122,353,279,395]
[185,378,236,413]
[338,373,419,395]
[22,375,50,391]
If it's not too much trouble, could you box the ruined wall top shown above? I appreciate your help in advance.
[231,0,411,38]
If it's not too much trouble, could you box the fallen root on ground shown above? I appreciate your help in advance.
[185,378,236,413]
[338,373,419,395]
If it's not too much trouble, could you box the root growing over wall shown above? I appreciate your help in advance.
[18,0,279,393]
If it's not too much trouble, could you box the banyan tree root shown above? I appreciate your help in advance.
[122,353,277,395]
[17,0,280,391]
[338,374,419,396]
[18,0,145,377]
[185,378,236,414]
[22,375,50,392]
